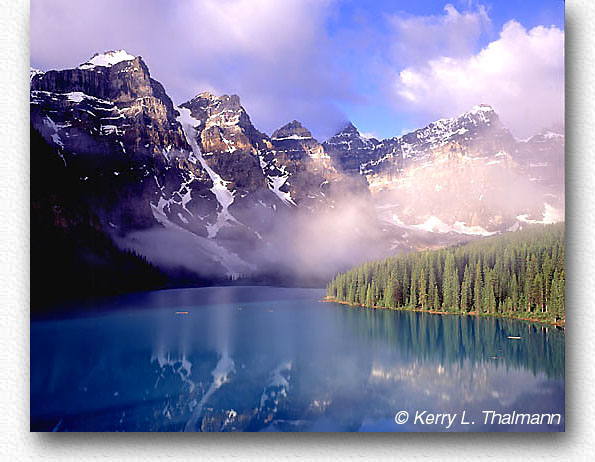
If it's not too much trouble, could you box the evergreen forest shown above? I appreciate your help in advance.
[326,224,565,324]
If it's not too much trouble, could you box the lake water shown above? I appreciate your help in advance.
[31,286,564,432]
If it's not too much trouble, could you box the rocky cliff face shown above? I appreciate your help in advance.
[177,91,277,244]
[30,51,564,291]
[266,120,368,209]
[30,51,195,232]
[359,104,516,178]
[271,120,325,159]
[323,122,380,172]
[32,51,186,157]
[31,52,232,278]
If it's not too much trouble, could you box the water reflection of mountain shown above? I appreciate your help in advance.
[30,287,564,431]
[142,303,563,431]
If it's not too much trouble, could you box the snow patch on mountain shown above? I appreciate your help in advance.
[32,90,116,108]
[270,174,296,206]
[451,221,498,236]
[258,157,296,206]
[43,116,69,166]
[470,103,494,114]
[391,214,496,236]
[153,171,198,226]
[30,67,43,82]
[517,203,564,225]
[66,92,86,103]
[79,50,136,69]
[177,106,239,237]
[411,216,454,234]
[272,134,311,141]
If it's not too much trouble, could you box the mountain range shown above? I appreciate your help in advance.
[30,50,564,306]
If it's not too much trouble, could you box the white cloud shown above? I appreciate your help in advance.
[388,3,490,65]
[394,20,564,138]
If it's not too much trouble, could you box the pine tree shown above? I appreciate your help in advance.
[442,253,459,312]
[474,262,483,313]
[383,280,395,308]
[365,282,374,307]
[418,267,428,310]
[461,265,472,313]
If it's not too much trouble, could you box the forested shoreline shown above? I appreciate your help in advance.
[326,224,565,324]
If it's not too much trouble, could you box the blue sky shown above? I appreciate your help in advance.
[324,0,565,138]
[31,0,565,140]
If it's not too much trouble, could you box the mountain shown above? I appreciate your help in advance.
[30,50,190,231]
[29,51,564,304]
[323,122,379,172]
[326,104,563,249]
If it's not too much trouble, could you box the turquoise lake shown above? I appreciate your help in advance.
[31,286,564,432]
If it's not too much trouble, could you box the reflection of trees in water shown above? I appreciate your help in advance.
[336,306,564,380]
[31,290,564,431]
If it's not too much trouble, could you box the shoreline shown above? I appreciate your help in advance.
[321,297,565,328]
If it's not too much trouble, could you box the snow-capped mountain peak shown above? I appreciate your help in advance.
[78,50,136,70]
[470,103,494,113]
[30,67,44,82]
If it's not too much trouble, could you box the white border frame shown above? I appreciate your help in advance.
[1,0,593,459]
